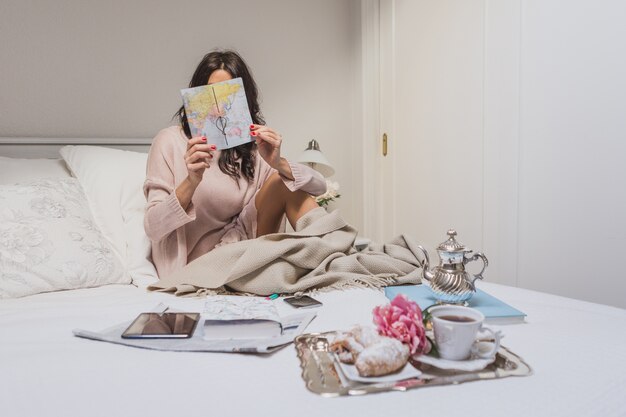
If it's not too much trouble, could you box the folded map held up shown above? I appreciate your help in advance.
[181,77,253,150]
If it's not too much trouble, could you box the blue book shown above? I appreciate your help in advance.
[384,285,526,324]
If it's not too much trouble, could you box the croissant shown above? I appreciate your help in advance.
[330,325,409,377]
[355,337,409,377]
[330,332,363,364]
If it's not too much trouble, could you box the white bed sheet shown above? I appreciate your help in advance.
[1,282,625,417]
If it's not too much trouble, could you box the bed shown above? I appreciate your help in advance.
[1,142,626,417]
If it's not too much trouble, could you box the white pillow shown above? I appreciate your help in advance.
[0,178,128,298]
[0,156,71,184]
[59,146,158,286]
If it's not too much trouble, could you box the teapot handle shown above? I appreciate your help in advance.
[466,252,488,283]
[415,245,432,282]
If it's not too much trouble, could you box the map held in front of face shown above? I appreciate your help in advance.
[181,77,253,150]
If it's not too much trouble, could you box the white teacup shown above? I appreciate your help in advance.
[429,305,501,361]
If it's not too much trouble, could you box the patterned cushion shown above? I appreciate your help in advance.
[0,178,128,298]
[59,145,158,286]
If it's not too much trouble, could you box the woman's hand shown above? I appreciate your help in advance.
[176,136,215,211]
[185,136,215,187]
[250,124,283,169]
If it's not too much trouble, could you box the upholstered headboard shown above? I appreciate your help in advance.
[0,137,152,158]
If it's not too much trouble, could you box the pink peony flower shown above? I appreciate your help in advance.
[372,294,430,355]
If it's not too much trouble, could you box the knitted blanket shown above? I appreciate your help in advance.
[148,207,422,296]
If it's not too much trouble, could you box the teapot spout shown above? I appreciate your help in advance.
[416,245,434,282]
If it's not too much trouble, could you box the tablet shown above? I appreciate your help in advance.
[121,312,200,339]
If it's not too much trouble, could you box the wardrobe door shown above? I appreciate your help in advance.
[377,0,485,250]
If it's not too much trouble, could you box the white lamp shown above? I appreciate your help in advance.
[297,139,335,177]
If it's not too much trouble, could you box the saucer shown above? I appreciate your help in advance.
[412,353,496,372]
[334,354,422,384]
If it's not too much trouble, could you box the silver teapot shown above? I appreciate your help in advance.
[417,229,488,304]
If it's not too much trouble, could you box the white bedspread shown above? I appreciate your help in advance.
[1,282,625,417]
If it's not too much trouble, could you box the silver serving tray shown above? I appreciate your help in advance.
[294,332,532,397]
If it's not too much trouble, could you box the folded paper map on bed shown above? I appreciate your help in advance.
[181,77,253,150]
[202,296,283,340]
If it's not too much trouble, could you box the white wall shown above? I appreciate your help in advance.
[370,0,626,308]
[515,0,626,307]
[0,0,364,230]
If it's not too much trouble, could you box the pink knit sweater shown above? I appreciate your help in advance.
[143,126,327,278]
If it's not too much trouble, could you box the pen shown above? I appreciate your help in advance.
[265,293,279,300]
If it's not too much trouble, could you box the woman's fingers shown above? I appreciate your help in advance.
[185,151,213,164]
[185,136,216,178]
[250,125,282,139]
[187,161,209,172]
[253,129,282,147]
[251,125,280,137]
[250,125,284,168]
[188,136,208,147]
[186,143,215,155]
[257,135,281,148]
[187,136,216,151]
[185,141,216,165]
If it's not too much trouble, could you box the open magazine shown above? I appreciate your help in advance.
[73,301,316,353]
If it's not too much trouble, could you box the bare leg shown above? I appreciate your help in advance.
[255,173,319,237]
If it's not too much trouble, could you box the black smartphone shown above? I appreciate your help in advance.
[283,295,323,309]
[121,312,200,339]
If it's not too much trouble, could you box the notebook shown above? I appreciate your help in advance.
[385,285,526,324]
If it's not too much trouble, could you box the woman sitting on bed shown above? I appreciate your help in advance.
[143,50,326,278]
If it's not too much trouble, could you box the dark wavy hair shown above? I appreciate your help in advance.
[175,50,264,182]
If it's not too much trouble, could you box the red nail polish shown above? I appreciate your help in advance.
[201,136,207,142]
[211,145,216,149]
[249,124,254,129]
[251,132,257,136]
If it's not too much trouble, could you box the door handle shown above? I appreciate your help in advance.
[382,133,388,156]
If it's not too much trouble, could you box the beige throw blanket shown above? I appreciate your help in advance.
[148,207,422,296]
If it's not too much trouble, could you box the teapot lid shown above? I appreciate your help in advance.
[437,229,469,252]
